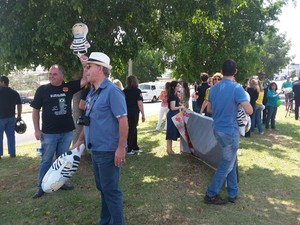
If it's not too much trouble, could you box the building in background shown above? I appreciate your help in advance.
[274,63,300,81]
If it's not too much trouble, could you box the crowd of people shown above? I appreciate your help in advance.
[2,52,300,223]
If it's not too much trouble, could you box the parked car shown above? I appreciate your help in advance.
[139,82,165,102]
[20,96,33,104]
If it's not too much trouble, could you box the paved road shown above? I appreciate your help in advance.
[3,104,38,148]
[3,102,162,148]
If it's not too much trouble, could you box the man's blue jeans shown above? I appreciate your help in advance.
[92,151,124,225]
[37,132,73,190]
[0,117,16,156]
[207,131,239,198]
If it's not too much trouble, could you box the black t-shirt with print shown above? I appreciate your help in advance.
[31,80,81,133]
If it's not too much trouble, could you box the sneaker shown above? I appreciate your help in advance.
[32,189,45,199]
[259,132,264,135]
[228,196,237,203]
[133,149,143,153]
[10,154,16,158]
[127,151,135,155]
[60,183,74,191]
[204,194,227,205]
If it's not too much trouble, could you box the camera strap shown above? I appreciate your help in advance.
[85,88,102,117]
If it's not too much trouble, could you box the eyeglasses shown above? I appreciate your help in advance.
[213,78,221,81]
[84,64,101,70]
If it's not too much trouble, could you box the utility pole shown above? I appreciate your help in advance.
[128,59,132,76]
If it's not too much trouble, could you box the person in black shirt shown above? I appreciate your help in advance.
[196,73,210,114]
[123,75,145,155]
[31,63,87,199]
[0,76,22,159]
[244,78,259,137]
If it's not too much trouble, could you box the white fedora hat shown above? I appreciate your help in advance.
[84,52,112,70]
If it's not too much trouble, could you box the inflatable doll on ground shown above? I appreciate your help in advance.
[70,22,90,57]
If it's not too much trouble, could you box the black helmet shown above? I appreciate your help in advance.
[15,118,27,134]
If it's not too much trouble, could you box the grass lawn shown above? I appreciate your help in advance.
[0,106,299,225]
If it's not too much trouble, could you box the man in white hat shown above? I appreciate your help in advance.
[74,52,128,225]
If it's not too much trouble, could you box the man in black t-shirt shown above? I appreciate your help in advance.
[196,73,210,114]
[0,76,22,159]
[31,64,87,199]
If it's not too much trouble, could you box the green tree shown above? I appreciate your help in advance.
[168,0,291,82]
[0,0,163,77]
[132,49,165,83]
[259,31,292,78]
[0,0,292,83]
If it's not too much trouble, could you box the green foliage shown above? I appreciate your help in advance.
[131,48,166,83]
[0,0,160,78]
[260,31,292,78]
[112,48,166,84]
[0,0,292,84]
[169,0,291,82]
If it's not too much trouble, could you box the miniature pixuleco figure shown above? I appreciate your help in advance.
[70,23,90,57]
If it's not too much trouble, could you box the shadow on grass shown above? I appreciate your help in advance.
[120,144,300,225]
[240,121,300,161]
[1,116,299,225]
[238,165,300,225]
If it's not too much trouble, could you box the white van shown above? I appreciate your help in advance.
[139,82,165,102]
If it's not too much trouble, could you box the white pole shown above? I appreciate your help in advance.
[128,59,132,76]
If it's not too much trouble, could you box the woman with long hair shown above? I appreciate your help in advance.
[123,75,145,155]
[244,77,259,137]
[251,79,264,134]
[113,79,124,90]
[166,81,184,154]
[265,82,281,130]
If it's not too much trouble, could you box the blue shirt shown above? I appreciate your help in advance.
[84,78,127,151]
[209,79,248,134]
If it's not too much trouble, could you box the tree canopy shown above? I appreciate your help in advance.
[0,0,292,82]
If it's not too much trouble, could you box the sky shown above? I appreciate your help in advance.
[276,0,300,64]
